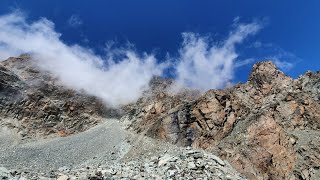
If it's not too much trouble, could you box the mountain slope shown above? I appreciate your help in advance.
[124,61,320,179]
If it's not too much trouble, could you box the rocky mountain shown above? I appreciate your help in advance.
[123,61,320,179]
[0,55,319,179]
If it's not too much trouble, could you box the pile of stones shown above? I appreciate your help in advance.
[0,147,245,180]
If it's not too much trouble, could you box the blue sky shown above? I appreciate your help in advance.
[0,0,319,83]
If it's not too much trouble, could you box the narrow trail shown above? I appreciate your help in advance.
[0,119,130,173]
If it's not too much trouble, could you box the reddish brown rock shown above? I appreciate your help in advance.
[124,60,320,179]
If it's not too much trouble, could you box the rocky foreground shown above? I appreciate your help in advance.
[0,55,319,179]
[0,147,244,179]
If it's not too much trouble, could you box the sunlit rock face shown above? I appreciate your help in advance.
[124,60,320,180]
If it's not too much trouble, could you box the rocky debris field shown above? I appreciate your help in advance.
[0,119,129,174]
[0,147,244,180]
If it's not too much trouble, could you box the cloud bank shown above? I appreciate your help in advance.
[0,12,262,107]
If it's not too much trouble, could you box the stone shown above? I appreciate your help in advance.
[302,169,310,180]
[58,166,70,173]
[57,174,69,180]
[192,152,204,159]
[158,154,173,166]
[187,162,196,170]
[206,154,225,166]
[0,167,11,179]
[167,169,177,177]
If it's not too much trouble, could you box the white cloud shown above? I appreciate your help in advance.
[233,16,240,23]
[252,41,262,48]
[248,41,299,72]
[273,59,294,71]
[68,14,82,27]
[264,46,298,72]
[234,58,255,68]
[0,12,263,106]
[172,21,262,91]
[0,12,164,107]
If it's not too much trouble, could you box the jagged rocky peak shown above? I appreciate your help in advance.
[247,60,293,89]
[1,54,46,83]
[148,76,173,90]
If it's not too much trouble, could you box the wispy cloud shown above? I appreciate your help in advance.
[266,47,300,71]
[273,59,294,71]
[247,41,300,72]
[234,58,255,68]
[68,14,83,27]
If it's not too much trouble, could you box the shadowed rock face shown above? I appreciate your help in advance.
[123,60,320,179]
[0,55,118,138]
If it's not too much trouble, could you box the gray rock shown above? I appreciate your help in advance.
[0,167,11,179]
[187,161,197,170]
[206,154,225,166]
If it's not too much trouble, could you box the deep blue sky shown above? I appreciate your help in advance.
[1,0,320,82]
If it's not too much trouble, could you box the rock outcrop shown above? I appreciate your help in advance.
[124,60,320,179]
[0,55,118,138]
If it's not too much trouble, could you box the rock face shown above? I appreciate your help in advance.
[0,55,118,138]
[124,60,320,179]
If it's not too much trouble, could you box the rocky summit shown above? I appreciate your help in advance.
[0,55,319,180]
